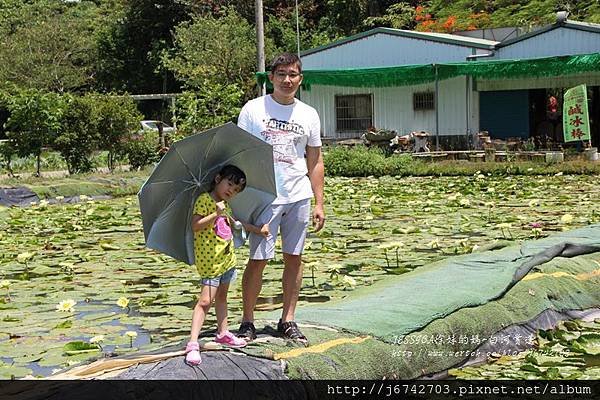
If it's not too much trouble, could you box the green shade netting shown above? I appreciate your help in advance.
[442,52,600,80]
[257,64,438,88]
[256,53,600,89]
[277,224,600,344]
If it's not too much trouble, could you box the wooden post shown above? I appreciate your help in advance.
[157,121,165,149]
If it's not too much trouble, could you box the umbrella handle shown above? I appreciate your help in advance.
[221,210,243,231]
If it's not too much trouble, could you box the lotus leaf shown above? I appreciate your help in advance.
[63,341,101,356]
[571,334,600,355]
[525,351,566,366]
[0,364,32,380]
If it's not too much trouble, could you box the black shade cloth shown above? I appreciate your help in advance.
[0,187,39,207]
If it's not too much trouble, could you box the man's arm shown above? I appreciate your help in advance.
[237,102,251,131]
[306,145,325,232]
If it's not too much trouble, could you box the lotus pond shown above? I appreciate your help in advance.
[1,173,599,379]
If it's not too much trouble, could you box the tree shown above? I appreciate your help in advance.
[0,0,98,92]
[5,90,65,176]
[55,95,100,174]
[173,84,243,135]
[325,0,368,36]
[162,7,280,105]
[363,2,418,30]
[422,0,594,32]
[163,8,261,91]
[93,94,142,171]
[0,89,15,175]
[266,8,335,53]
[95,0,192,94]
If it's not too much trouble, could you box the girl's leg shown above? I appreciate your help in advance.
[186,284,218,365]
[214,282,247,348]
[214,283,230,335]
[190,284,217,343]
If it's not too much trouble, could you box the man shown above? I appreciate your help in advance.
[237,53,325,344]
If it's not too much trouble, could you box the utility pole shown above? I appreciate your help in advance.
[255,0,266,96]
[295,0,301,57]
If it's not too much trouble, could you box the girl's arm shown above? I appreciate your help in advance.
[227,214,269,237]
[191,213,217,232]
[240,221,270,237]
[192,202,225,232]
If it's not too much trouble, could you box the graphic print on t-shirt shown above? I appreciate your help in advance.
[261,118,305,164]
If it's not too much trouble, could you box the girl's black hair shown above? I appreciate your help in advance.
[210,164,246,191]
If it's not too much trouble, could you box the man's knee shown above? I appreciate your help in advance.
[283,253,302,268]
[247,259,268,271]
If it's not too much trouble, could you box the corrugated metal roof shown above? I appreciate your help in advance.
[401,30,499,46]
[300,27,498,58]
[301,20,600,59]
[496,20,600,48]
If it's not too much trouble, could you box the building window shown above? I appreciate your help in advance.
[413,92,435,110]
[335,94,373,132]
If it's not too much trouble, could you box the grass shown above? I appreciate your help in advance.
[2,149,599,203]
[4,145,600,184]
[323,145,600,177]
[0,168,150,199]
[1,150,125,175]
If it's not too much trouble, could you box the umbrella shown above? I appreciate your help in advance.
[138,122,276,265]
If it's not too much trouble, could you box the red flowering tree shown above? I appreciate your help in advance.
[415,5,490,33]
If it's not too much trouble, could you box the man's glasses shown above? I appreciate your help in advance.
[273,71,302,80]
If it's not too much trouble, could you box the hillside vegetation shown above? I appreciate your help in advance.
[0,1,597,99]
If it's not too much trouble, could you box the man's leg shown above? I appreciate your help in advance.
[242,206,281,324]
[279,199,310,323]
[281,253,302,322]
[238,205,280,340]
[241,259,268,323]
[276,199,310,342]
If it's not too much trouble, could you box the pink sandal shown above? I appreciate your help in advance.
[185,341,202,365]
[215,331,247,348]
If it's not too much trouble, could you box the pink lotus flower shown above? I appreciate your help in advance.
[214,216,232,240]
[529,222,543,229]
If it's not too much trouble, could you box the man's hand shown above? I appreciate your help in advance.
[259,224,270,237]
[215,201,226,216]
[312,204,325,232]
[306,146,325,233]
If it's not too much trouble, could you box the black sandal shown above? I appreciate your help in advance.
[277,319,308,344]
[238,321,257,341]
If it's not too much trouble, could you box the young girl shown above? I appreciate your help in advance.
[185,164,269,365]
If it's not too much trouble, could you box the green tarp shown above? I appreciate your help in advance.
[256,53,600,89]
[285,224,600,343]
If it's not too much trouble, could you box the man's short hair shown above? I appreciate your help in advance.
[269,53,302,74]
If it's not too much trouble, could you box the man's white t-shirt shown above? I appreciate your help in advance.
[238,95,321,205]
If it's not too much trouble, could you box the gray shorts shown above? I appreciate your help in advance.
[201,267,237,287]
[249,199,311,260]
